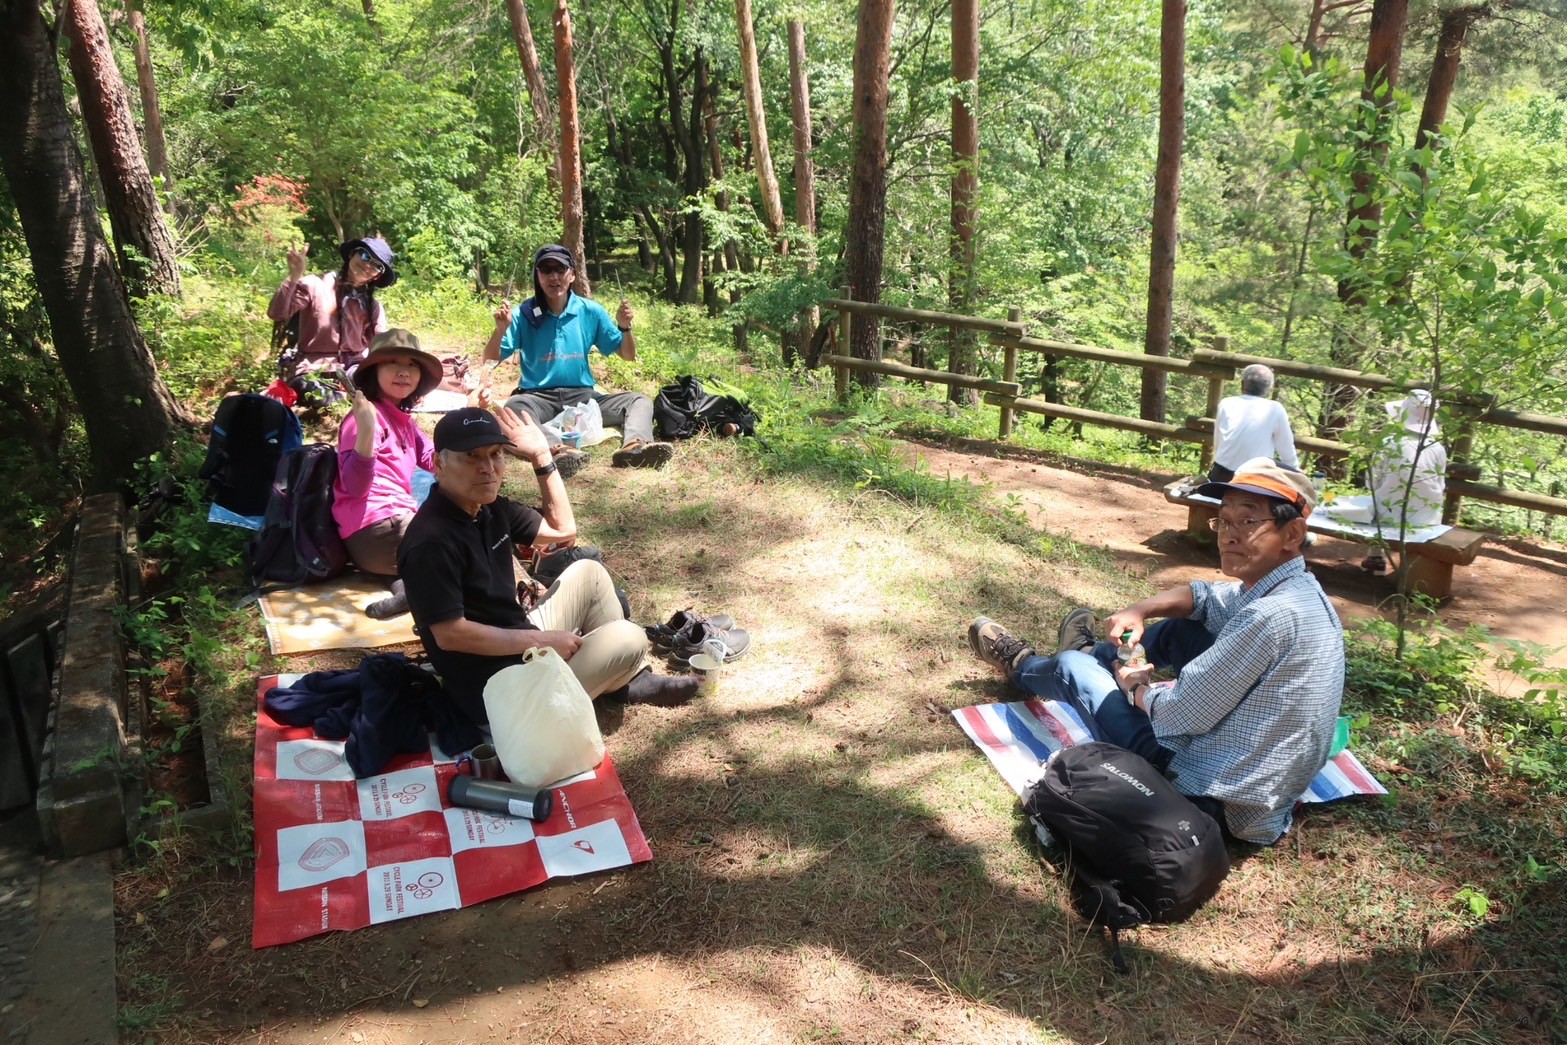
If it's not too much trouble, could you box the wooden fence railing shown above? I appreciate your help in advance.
[820,296,1567,525]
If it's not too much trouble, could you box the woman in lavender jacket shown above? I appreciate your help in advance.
[269,237,396,405]
[333,329,442,620]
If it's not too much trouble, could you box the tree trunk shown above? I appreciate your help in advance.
[787,22,817,239]
[507,0,560,190]
[787,19,821,366]
[735,0,787,245]
[360,0,382,38]
[947,0,979,405]
[124,0,172,208]
[62,0,181,298]
[1344,0,1408,262]
[1414,4,1489,160]
[845,0,895,385]
[0,0,186,491]
[553,0,590,294]
[1141,0,1185,425]
[1321,0,1407,460]
[699,61,741,316]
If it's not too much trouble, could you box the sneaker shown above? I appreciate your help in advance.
[1057,607,1099,654]
[552,447,591,479]
[645,609,737,648]
[612,440,675,469]
[667,620,751,664]
[967,617,1035,674]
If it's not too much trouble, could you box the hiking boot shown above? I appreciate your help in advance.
[967,617,1035,675]
[645,609,737,648]
[552,446,591,479]
[1057,607,1099,654]
[366,580,409,621]
[612,440,675,469]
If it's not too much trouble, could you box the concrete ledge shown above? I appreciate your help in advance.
[36,494,131,858]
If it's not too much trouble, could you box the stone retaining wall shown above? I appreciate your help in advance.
[36,493,134,857]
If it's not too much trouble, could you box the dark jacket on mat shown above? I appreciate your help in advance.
[264,653,482,776]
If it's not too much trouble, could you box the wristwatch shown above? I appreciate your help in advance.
[534,461,558,477]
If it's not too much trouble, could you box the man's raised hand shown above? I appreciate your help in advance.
[286,245,308,280]
[495,405,550,464]
[493,300,512,332]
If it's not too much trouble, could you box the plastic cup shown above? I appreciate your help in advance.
[687,653,722,697]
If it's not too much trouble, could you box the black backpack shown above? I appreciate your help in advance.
[1023,742,1231,972]
[247,444,349,586]
[199,394,304,517]
[653,376,758,440]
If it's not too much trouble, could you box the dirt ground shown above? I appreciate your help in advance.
[116,432,1567,1044]
[901,434,1567,679]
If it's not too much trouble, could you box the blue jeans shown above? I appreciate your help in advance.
[1011,619,1215,774]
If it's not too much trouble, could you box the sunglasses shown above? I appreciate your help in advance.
[537,263,570,275]
[353,247,387,274]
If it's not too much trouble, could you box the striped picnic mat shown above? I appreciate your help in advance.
[953,698,1387,805]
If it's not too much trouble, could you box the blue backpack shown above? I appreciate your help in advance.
[199,394,303,517]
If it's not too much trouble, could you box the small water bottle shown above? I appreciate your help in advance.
[1116,630,1147,669]
[448,775,554,822]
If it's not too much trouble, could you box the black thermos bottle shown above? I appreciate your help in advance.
[448,775,554,822]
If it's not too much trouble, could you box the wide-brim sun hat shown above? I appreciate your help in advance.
[338,236,398,288]
[1195,456,1316,515]
[354,328,443,403]
[1385,389,1440,437]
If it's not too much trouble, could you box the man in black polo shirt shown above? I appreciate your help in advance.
[398,406,698,726]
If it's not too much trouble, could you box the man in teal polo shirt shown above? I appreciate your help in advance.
[483,245,674,470]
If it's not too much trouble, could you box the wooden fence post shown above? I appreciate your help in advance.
[1200,336,1228,471]
[835,285,852,403]
[998,306,1021,438]
[1444,425,1474,525]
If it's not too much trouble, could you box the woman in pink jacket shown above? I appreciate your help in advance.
[333,329,442,619]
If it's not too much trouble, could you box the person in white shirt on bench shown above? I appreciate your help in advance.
[1210,364,1300,483]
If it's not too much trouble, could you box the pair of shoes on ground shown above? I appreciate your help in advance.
[1360,555,1396,576]
[612,440,675,469]
[647,608,750,663]
[966,607,1100,674]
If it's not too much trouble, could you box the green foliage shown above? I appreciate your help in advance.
[1346,617,1567,791]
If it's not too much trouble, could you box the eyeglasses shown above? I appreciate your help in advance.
[537,263,569,276]
[1207,516,1276,537]
[354,247,387,274]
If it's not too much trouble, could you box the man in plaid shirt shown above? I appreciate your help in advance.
[969,457,1343,844]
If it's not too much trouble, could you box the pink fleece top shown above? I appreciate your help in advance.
[332,399,434,539]
[268,271,388,370]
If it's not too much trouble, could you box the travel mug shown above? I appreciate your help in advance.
[456,743,505,780]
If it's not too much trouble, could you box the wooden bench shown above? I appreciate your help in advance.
[1162,477,1488,600]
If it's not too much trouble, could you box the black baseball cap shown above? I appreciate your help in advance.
[534,244,574,270]
[433,408,513,453]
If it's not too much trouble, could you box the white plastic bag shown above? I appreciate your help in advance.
[543,398,606,448]
[482,648,605,788]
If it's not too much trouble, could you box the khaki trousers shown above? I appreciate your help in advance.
[526,559,647,698]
